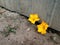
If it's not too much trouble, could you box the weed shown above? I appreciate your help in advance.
[2,25,16,37]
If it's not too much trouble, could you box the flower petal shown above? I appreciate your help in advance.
[37,21,48,34]
[28,14,40,24]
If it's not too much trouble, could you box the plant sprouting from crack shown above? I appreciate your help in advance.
[2,25,16,37]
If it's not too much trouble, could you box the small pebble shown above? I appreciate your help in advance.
[26,28,30,31]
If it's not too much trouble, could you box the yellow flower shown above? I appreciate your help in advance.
[28,14,40,24]
[37,21,48,34]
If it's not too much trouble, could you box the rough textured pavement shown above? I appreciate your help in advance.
[0,7,60,45]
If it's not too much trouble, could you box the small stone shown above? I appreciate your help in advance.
[53,36,57,41]
[26,28,30,32]
[50,34,60,44]
[21,41,24,44]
